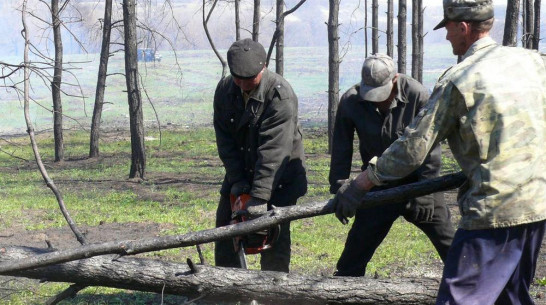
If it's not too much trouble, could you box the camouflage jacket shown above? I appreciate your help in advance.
[366,37,546,230]
[213,69,307,205]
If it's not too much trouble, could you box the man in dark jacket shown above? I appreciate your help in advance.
[329,54,454,277]
[213,38,307,272]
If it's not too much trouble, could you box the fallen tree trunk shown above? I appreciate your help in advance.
[0,172,466,274]
[2,246,439,305]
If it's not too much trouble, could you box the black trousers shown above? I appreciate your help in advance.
[214,194,295,272]
[335,192,455,277]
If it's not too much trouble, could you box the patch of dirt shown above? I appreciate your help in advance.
[0,141,544,304]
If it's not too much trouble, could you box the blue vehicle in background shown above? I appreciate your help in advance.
[137,48,161,62]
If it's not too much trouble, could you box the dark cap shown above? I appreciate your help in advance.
[359,54,396,102]
[227,38,266,79]
[433,0,494,30]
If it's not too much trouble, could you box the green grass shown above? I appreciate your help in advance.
[0,127,448,304]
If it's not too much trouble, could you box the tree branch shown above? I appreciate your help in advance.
[0,172,466,274]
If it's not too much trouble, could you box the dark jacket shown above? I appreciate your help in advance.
[213,69,307,206]
[329,74,441,196]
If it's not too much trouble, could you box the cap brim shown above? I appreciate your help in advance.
[359,80,393,102]
[433,18,447,30]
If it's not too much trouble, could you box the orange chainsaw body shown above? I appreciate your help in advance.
[230,194,278,255]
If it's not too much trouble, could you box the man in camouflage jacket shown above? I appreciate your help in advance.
[213,38,307,272]
[332,0,546,303]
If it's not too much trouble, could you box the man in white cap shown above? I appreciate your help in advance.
[329,53,454,277]
[332,0,546,303]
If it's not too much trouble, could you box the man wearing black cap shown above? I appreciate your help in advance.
[213,38,307,272]
[332,0,546,304]
[329,53,454,277]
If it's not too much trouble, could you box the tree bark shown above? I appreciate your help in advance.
[411,0,423,82]
[52,0,64,162]
[398,0,407,73]
[327,0,340,154]
[123,0,146,179]
[364,0,368,56]
[387,0,393,57]
[372,0,378,54]
[253,0,260,42]
[503,0,520,46]
[235,0,240,41]
[266,0,306,69]
[89,0,113,158]
[203,0,228,79]
[1,246,439,305]
[411,0,418,80]
[275,0,284,75]
[532,0,541,50]
[0,172,466,274]
[523,0,534,48]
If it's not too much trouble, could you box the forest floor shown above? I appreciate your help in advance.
[0,129,544,304]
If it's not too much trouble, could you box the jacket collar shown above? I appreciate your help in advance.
[226,69,268,104]
[462,36,497,61]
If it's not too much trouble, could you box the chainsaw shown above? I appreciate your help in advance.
[230,194,280,269]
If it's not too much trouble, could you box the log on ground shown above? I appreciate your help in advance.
[1,246,439,305]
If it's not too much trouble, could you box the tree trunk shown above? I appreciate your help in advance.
[0,172,466,274]
[235,0,240,41]
[411,0,421,81]
[52,0,64,162]
[387,0,393,57]
[398,0,407,73]
[532,0,541,49]
[1,246,439,305]
[275,0,284,76]
[523,0,534,48]
[364,0,368,56]
[89,0,113,158]
[327,0,340,154]
[253,0,260,42]
[123,0,146,179]
[203,0,228,79]
[372,0,378,54]
[503,0,520,46]
[417,0,423,82]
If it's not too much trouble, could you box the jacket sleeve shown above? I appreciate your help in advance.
[250,87,298,201]
[213,79,245,185]
[367,79,461,185]
[329,97,355,194]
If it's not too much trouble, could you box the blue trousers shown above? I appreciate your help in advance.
[436,220,546,305]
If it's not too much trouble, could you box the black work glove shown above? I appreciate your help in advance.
[245,197,268,219]
[230,180,250,197]
[408,196,434,222]
[332,178,368,225]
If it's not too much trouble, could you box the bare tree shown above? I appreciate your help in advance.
[203,0,228,79]
[364,0,368,56]
[398,0,407,73]
[253,0,260,41]
[503,0,520,46]
[372,0,378,54]
[532,0,541,49]
[523,0,534,48]
[387,0,393,57]
[265,0,306,75]
[411,0,423,82]
[51,0,64,162]
[235,0,241,40]
[89,0,113,158]
[123,0,146,179]
[327,0,340,154]
[275,0,284,75]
